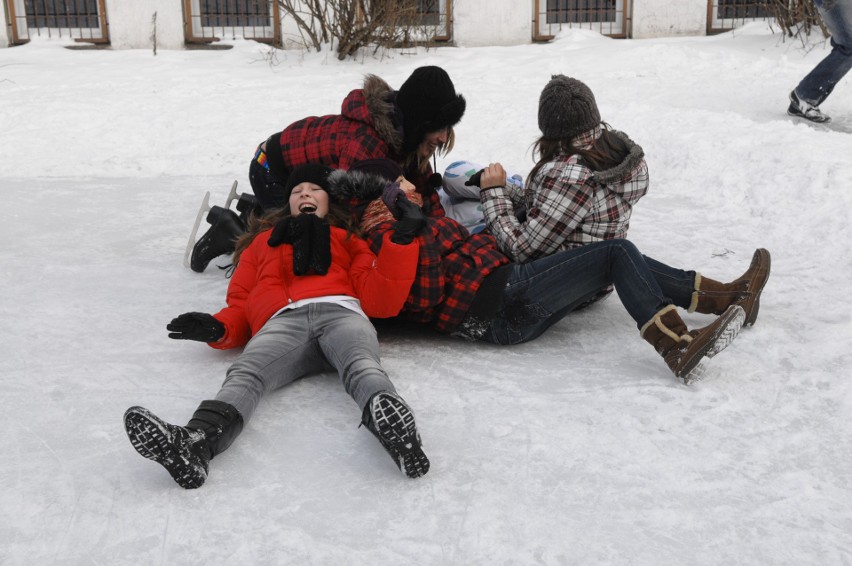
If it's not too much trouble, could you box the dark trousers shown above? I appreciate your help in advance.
[248,146,291,211]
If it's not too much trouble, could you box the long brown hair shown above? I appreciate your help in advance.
[403,127,456,179]
[527,123,630,187]
[232,201,360,266]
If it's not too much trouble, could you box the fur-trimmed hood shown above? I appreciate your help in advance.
[357,74,404,156]
[327,168,390,204]
[589,130,645,187]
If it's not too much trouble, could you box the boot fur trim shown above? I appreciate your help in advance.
[688,273,703,313]
[640,304,693,343]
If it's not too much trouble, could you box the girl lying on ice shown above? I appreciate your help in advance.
[124,163,430,488]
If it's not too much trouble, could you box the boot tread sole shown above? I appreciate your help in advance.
[124,406,208,489]
[679,306,745,385]
[369,394,430,479]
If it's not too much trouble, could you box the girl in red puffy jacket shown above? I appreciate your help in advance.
[124,164,431,488]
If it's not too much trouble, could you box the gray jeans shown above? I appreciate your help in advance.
[214,303,395,423]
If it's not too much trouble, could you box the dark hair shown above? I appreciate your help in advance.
[232,201,360,266]
[527,123,630,187]
[403,127,456,178]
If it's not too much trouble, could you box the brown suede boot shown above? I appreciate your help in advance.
[641,304,745,384]
[689,248,771,327]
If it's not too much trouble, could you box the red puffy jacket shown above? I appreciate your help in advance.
[210,227,418,350]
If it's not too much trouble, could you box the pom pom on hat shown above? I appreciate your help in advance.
[537,75,601,139]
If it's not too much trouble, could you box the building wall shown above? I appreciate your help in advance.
[631,0,708,38]
[1,2,9,48]
[452,0,530,47]
[1,1,719,50]
[106,0,185,50]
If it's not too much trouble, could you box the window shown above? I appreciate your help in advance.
[184,0,279,44]
[5,0,108,44]
[707,0,773,34]
[534,0,628,40]
[370,0,451,42]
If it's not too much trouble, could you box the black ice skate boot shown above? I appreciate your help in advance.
[124,400,243,489]
[190,206,246,273]
[361,392,430,479]
[235,192,261,226]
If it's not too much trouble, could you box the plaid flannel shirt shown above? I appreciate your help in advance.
[481,127,649,263]
[276,88,394,172]
[367,215,510,333]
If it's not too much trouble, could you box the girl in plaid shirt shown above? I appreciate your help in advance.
[469,75,771,384]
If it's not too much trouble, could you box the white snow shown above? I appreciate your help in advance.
[1,23,851,565]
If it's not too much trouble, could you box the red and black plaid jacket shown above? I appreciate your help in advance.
[274,86,445,216]
[367,216,510,333]
[274,88,392,172]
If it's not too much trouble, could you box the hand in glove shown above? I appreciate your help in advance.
[167,312,225,342]
[464,169,484,188]
[381,181,405,219]
[465,163,506,190]
[266,214,331,275]
[268,216,300,248]
[390,196,427,245]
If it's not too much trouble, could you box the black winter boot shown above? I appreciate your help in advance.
[361,392,430,478]
[190,206,245,273]
[124,400,243,489]
[235,192,261,226]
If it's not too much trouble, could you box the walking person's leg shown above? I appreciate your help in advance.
[789,0,852,121]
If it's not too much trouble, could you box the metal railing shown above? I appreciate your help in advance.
[5,0,109,45]
[707,0,773,33]
[184,0,280,44]
[533,0,629,40]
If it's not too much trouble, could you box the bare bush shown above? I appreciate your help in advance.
[276,0,441,60]
[766,0,828,41]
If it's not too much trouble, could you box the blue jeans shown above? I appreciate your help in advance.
[796,0,852,105]
[214,303,395,423]
[480,239,696,346]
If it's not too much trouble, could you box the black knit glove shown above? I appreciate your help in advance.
[381,181,405,219]
[391,196,427,245]
[267,215,331,275]
[267,216,300,248]
[167,312,225,342]
[464,169,484,187]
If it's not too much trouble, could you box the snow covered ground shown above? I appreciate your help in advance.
[1,23,851,565]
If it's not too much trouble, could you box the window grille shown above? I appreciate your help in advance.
[707,0,773,34]
[184,0,279,44]
[534,0,628,40]
[370,0,451,42]
[5,0,108,44]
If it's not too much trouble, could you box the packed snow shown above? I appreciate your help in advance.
[1,23,851,565]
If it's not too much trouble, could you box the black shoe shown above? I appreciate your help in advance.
[787,90,831,123]
[235,193,261,225]
[190,206,245,273]
[362,392,430,478]
[124,406,211,489]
